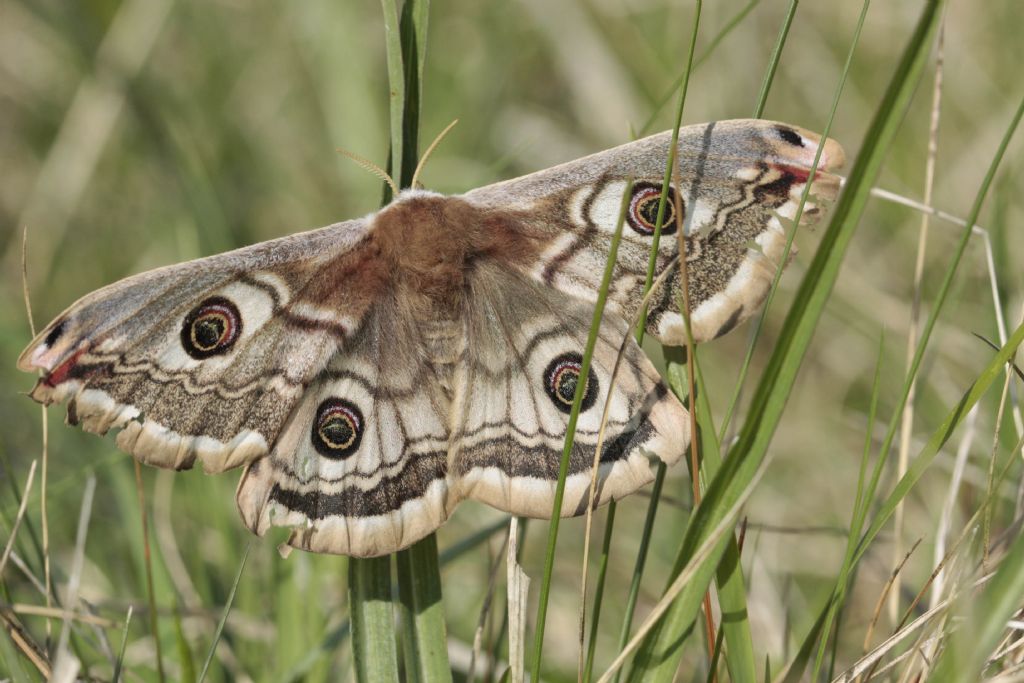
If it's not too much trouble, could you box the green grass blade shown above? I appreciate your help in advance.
[704,622,725,683]
[282,519,503,683]
[198,541,250,683]
[809,88,1024,678]
[809,329,884,680]
[354,3,449,680]
[389,1,451,680]
[610,465,665,683]
[627,1,946,678]
[133,462,166,683]
[857,320,1024,566]
[583,501,617,683]
[608,466,664,683]
[667,350,756,683]
[637,0,700,339]
[112,606,133,683]
[605,11,705,678]
[349,556,400,682]
[0,617,33,683]
[686,347,757,683]
[826,333,885,680]
[398,0,429,184]
[173,601,197,683]
[530,179,633,681]
[347,0,404,668]
[787,92,1023,679]
[854,91,1024,565]
[720,0,868,444]
[777,604,830,683]
[638,0,756,136]
[396,534,452,683]
[380,0,405,204]
[752,0,799,118]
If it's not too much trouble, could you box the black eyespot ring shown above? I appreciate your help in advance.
[627,182,681,237]
[180,297,242,359]
[312,398,364,459]
[543,352,598,414]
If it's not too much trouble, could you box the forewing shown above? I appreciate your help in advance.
[461,119,846,345]
[18,218,382,473]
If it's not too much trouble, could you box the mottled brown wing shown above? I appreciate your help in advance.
[17,218,381,473]
[461,119,845,345]
[448,262,689,518]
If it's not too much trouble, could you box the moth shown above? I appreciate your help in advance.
[18,120,844,558]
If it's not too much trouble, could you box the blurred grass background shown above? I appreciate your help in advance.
[1,0,1022,680]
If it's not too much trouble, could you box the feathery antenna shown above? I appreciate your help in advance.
[411,119,459,190]
[336,149,399,198]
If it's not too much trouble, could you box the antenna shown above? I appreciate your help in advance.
[411,119,459,190]
[336,149,399,198]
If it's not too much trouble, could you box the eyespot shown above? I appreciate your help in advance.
[180,297,242,359]
[627,182,680,236]
[312,398,364,459]
[543,352,598,414]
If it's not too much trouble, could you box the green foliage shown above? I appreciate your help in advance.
[2,1,1023,681]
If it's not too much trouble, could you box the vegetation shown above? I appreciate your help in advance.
[1,1,1023,680]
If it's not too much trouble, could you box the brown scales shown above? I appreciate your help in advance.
[368,193,546,313]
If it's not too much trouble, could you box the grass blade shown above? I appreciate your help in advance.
[387,1,452,681]
[173,601,196,683]
[396,535,452,683]
[600,8,710,680]
[690,362,756,683]
[380,0,405,204]
[198,541,250,683]
[583,501,616,683]
[752,0,799,118]
[784,91,1024,678]
[637,0,758,137]
[854,92,1024,566]
[112,606,133,683]
[531,178,634,681]
[133,461,165,683]
[349,556,400,681]
[627,1,946,678]
[856,319,1024,568]
[352,2,449,681]
[0,612,34,683]
[720,0,868,444]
